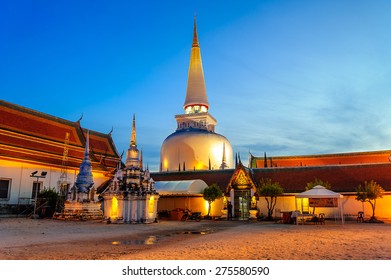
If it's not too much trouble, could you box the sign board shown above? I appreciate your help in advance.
[309,198,338,207]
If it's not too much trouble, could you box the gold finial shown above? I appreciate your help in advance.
[130,114,136,147]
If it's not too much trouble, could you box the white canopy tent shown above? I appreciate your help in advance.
[295,185,344,224]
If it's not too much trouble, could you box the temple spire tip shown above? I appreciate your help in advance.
[192,15,199,47]
[130,114,137,147]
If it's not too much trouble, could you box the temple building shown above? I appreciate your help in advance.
[160,17,233,172]
[101,115,159,223]
[0,100,121,216]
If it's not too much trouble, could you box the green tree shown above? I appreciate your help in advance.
[257,178,284,220]
[202,183,223,217]
[356,180,384,221]
[37,187,59,218]
[306,178,332,190]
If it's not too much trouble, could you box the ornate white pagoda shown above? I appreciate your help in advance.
[101,115,159,223]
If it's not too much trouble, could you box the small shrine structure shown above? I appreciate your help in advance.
[61,131,103,220]
[101,115,159,223]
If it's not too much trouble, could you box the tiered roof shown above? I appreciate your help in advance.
[0,100,121,174]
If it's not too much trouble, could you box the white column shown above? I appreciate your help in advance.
[131,195,137,223]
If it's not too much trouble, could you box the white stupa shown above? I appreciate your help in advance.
[160,17,233,172]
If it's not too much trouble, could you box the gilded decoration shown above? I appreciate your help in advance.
[235,171,249,189]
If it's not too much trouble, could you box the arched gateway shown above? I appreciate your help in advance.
[225,161,257,220]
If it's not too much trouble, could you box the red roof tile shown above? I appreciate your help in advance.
[0,100,121,172]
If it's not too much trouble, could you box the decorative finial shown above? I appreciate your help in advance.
[130,114,137,147]
[264,152,268,168]
[220,142,228,170]
[108,126,113,135]
[192,15,199,47]
[76,113,83,123]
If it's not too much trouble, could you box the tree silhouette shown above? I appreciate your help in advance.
[202,183,223,217]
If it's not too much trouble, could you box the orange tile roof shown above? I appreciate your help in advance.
[0,100,121,173]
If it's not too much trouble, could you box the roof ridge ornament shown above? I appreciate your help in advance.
[76,113,83,123]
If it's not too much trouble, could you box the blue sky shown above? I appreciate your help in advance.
[1,0,391,171]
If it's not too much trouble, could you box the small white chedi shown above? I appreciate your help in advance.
[101,115,159,223]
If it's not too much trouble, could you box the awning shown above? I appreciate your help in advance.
[295,185,343,198]
[154,180,208,195]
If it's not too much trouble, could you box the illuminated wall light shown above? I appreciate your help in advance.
[196,161,205,170]
[111,196,118,219]
[251,196,257,209]
[148,197,155,213]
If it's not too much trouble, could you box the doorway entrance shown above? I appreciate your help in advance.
[234,190,251,220]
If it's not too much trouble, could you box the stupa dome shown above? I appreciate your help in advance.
[160,127,233,171]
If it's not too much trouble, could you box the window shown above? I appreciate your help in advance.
[0,179,11,200]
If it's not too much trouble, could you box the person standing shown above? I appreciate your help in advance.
[227,201,233,220]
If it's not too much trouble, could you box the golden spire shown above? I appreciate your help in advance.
[192,16,199,47]
[130,114,136,147]
[183,16,209,111]
[125,114,140,168]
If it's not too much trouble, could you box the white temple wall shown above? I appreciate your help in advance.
[157,195,224,217]
[103,194,159,224]
[256,193,391,220]
[157,196,208,216]
[341,193,391,220]
[1,159,109,206]
[117,197,124,220]
[156,192,391,220]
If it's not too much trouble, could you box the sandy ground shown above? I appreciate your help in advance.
[1,217,391,260]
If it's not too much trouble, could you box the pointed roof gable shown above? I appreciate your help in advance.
[183,17,209,110]
[226,161,257,192]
